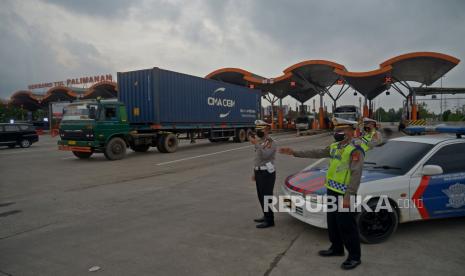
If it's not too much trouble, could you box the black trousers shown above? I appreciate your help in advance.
[326,189,361,261]
[255,170,276,222]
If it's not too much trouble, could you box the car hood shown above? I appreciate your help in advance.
[284,168,396,196]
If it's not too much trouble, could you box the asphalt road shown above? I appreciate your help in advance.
[0,131,464,276]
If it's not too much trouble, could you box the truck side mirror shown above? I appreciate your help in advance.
[89,106,97,120]
[422,165,443,176]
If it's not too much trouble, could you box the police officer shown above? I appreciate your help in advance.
[279,118,364,270]
[360,117,382,151]
[250,125,276,229]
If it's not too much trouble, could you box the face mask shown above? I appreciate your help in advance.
[256,131,265,138]
[333,132,345,142]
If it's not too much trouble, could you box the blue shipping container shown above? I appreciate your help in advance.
[118,68,260,126]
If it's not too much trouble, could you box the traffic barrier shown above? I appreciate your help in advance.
[407,119,426,126]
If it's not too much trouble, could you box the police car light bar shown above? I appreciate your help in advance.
[405,125,465,138]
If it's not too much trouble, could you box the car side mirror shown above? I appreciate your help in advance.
[89,107,96,119]
[422,165,443,176]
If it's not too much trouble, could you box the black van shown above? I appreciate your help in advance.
[0,123,39,148]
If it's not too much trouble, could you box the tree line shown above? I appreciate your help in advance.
[375,102,464,122]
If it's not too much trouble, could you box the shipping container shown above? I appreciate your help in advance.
[118,68,260,126]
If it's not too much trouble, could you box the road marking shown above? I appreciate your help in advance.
[273,133,328,143]
[302,158,327,170]
[61,156,76,160]
[157,145,252,165]
[156,133,329,166]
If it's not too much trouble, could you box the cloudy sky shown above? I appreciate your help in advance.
[1,0,465,111]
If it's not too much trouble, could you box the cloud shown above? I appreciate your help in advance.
[41,0,137,18]
[1,0,464,112]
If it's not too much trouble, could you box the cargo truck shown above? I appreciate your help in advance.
[333,105,361,122]
[58,68,260,160]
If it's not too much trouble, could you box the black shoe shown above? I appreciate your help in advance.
[254,217,265,223]
[318,249,345,257]
[256,221,274,228]
[341,259,361,270]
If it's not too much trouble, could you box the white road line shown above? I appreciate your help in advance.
[156,133,329,166]
[61,156,76,160]
[157,145,252,165]
[302,158,327,170]
[273,133,328,143]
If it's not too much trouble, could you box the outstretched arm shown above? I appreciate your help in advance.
[280,147,330,159]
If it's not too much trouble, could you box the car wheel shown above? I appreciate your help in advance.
[72,151,93,159]
[20,139,31,148]
[104,137,127,160]
[357,199,398,244]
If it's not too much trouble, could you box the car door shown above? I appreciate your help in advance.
[410,142,465,220]
[0,126,7,144]
[18,124,38,142]
[3,124,21,143]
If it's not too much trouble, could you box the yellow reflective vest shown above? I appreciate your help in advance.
[360,130,376,151]
[325,142,363,194]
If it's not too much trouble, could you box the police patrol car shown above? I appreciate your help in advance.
[281,126,465,244]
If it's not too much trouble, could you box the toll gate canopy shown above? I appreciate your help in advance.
[206,51,460,122]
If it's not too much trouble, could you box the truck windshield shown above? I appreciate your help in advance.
[62,104,98,121]
[334,113,357,121]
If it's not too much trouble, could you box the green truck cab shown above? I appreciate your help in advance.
[58,99,179,160]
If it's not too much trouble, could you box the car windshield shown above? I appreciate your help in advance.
[62,104,98,121]
[364,140,434,175]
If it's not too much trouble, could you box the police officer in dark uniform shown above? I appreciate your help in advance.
[250,125,277,229]
[279,118,364,270]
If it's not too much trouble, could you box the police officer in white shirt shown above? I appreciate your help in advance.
[250,124,277,228]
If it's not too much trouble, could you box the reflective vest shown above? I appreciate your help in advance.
[325,142,360,194]
[360,130,375,151]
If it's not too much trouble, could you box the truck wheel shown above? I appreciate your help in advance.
[158,133,178,153]
[157,136,167,153]
[72,151,93,159]
[234,129,246,143]
[357,199,398,244]
[246,129,253,141]
[104,137,127,160]
[20,139,31,148]
[131,144,150,152]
